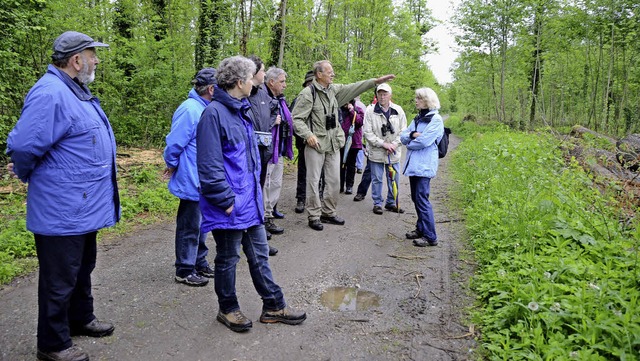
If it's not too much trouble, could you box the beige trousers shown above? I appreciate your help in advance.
[263,157,284,217]
[304,146,340,220]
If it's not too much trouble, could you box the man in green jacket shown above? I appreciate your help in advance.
[292,60,394,231]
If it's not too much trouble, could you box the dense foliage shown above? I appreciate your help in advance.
[0,0,439,152]
[451,0,640,136]
[449,118,640,359]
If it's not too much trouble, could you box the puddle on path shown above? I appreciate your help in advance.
[320,287,380,311]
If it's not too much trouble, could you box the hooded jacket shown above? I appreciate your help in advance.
[248,84,279,162]
[6,65,120,236]
[340,103,365,149]
[291,78,376,154]
[163,88,209,201]
[363,102,407,164]
[197,87,264,232]
[400,109,444,178]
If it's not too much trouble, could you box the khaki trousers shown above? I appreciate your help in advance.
[263,157,284,217]
[304,146,340,220]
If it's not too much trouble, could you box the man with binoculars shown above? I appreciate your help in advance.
[363,83,407,215]
[291,60,394,231]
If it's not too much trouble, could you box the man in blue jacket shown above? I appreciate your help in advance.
[163,68,217,287]
[6,31,119,361]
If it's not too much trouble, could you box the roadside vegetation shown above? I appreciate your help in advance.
[0,152,176,284]
[448,115,639,360]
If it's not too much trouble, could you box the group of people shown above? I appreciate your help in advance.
[4,30,445,361]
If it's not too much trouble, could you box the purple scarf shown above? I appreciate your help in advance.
[270,97,294,164]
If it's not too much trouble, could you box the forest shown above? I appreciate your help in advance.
[1,0,639,359]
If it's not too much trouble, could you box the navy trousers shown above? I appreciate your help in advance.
[409,176,437,241]
[35,232,98,352]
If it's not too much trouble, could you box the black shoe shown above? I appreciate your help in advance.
[269,246,278,256]
[345,187,353,195]
[357,169,363,174]
[217,310,252,332]
[372,206,383,215]
[196,265,215,278]
[385,204,405,213]
[174,273,209,287]
[405,229,423,239]
[320,215,345,225]
[413,237,438,247]
[353,194,365,202]
[308,219,323,231]
[37,345,89,361]
[259,306,307,325]
[295,200,305,214]
[70,319,115,338]
[266,231,272,240]
[265,219,284,234]
[272,208,285,219]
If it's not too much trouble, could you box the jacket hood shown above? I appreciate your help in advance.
[213,86,251,113]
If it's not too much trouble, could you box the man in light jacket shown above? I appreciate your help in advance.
[163,68,217,287]
[363,83,407,215]
[291,60,395,231]
[6,31,119,361]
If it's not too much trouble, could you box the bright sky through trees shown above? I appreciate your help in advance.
[424,0,460,84]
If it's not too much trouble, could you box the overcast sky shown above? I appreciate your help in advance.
[424,0,461,84]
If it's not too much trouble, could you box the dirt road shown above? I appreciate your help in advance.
[0,135,475,361]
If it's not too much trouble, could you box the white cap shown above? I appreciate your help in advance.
[376,83,392,94]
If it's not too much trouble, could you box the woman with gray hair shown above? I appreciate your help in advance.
[197,55,306,332]
[399,87,445,247]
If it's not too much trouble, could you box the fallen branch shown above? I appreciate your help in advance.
[444,324,475,340]
[346,318,370,322]
[413,273,423,298]
[388,254,429,260]
[430,290,442,301]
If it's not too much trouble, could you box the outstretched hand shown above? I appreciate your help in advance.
[374,74,395,84]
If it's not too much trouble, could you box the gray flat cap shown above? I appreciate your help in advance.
[52,31,109,61]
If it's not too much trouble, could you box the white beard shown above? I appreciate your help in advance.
[77,57,95,85]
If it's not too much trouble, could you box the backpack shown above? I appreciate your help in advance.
[437,127,451,158]
[414,114,451,158]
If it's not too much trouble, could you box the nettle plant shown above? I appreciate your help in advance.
[451,130,639,360]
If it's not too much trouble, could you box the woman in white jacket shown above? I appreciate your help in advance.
[399,87,445,247]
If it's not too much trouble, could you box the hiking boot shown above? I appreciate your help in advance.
[357,169,363,174]
[385,204,405,213]
[265,219,284,234]
[272,207,285,219]
[217,310,252,332]
[345,187,353,195]
[175,273,209,287]
[372,206,383,215]
[70,319,115,337]
[259,306,307,325]
[413,237,438,247]
[37,345,88,361]
[353,194,365,202]
[308,219,323,231]
[196,265,215,278]
[405,229,423,239]
[295,200,305,213]
[320,215,345,225]
[269,245,279,256]
[266,231,272,240]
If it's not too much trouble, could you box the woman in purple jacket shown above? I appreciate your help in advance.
[196,56,306,333]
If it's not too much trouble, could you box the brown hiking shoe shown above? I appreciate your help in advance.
[37,345,88,361]
[259,306,307,325]
[217,310,252,332]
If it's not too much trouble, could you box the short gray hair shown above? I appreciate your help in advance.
[194,84,211,96]
[216,56,256,91]
[415,87,441,110]
[313,60,330,76]
[265,67,286,84]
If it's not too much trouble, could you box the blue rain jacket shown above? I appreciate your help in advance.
[400,109,444,179]
[164,88,209,201]
[6,65,120,236]
[197,88,264,232]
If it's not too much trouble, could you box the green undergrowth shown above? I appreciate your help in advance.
[0,163,177,284]
[449,122,640,360]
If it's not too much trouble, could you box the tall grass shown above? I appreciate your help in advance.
[448,118,640,360]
